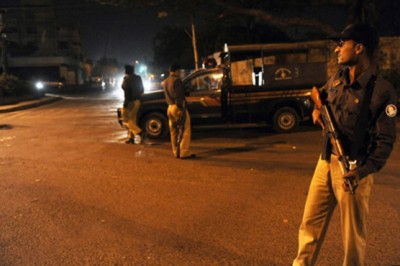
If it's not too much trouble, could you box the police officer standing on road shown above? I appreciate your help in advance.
[162,63,195,159]
[293,23,397,266]
[121,64,144,144]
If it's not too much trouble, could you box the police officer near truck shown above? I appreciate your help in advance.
[292,23,397,266]
[162,63,195,159]
[121,64,144,144]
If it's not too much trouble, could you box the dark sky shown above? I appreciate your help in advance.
[55,0,188,64]
[1,0,188,64]
[1,0,399,65]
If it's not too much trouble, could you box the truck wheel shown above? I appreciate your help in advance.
[141,112,168,139]
[273,107,300,133]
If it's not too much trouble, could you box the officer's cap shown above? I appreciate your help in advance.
[125,64,134,74]
[169,63,181,72]
[329,23,378,53]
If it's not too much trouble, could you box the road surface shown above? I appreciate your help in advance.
[0,91,399,265]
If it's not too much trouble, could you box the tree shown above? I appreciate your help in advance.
[91,0,383,68]
[152,25,194,70]
[92,57,121,79]
[90,0,358,35]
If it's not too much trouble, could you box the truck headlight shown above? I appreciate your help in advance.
[35,81,44,90]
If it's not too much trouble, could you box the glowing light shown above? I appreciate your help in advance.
[111,75,123,99]
[143,80,152,92]
[35,81,44,90]
[117,75,124,87]
[139,65,147,74]
[112,87,124,100]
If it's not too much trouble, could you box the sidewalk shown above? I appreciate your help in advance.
[0,95,62,113]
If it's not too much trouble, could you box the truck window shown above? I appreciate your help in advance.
[282,53,307,63]
[261,56,276,65]
[189,73,223,92]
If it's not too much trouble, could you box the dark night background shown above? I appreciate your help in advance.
[1,0,188,65]
[1,0,400,68]
[59,0,400,67]
[54,1,189,64]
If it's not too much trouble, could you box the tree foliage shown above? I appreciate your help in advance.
[92,57,121,78]
[90,0,383,69]
[91,0,349,34]
[153,26,194,69]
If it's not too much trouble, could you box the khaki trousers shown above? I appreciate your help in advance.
[122,100,142,138]
[167,104,191,158]
[293,155,373,266]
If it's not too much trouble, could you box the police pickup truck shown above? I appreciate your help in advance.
[138,40,330,139]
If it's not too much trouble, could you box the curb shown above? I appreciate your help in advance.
[0,96,62,113]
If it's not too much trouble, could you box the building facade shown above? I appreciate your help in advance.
[1,0,84,87]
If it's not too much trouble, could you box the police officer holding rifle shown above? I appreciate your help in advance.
[293,23,397,266]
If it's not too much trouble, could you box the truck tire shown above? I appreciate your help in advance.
[272,107,300,133]
[141,112,168,139]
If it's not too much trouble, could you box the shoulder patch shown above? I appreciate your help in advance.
[385,104,397,117]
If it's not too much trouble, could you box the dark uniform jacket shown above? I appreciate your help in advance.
[122,74,144,106]
[321,67,397,178]
[163,73,186,108]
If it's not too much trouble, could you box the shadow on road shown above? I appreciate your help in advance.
[0,124,13,130]
[196,140,288,158]
[192,122,320,141]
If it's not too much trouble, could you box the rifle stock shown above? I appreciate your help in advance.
[311,86,357,194]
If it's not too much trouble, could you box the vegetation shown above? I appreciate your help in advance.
[91,0,385,68]
[91,0,384,34]
[92,57,121,78]
[91,0,399,88]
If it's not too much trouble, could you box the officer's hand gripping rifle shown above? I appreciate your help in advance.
[311,86,357,194]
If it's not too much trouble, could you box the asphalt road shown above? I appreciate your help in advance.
[0,91,399,265]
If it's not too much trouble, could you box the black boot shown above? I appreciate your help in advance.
[125,138,134,144]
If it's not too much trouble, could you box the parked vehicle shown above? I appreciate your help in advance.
[138,40,330,139]
[34,80,64,92]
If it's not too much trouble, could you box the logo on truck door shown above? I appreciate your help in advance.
[275,67,299,80]
[186,96,221,107]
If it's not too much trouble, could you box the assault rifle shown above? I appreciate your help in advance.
[311,86,357,194]
[117,107,126,129]
[174,107,186,159]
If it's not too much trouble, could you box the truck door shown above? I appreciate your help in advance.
[183,69,224,123]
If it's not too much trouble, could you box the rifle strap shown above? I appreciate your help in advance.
[350,74,376,159]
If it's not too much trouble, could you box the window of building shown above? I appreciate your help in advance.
[58,41,69,49]
[26,26,37,34]
[25,11,36,20]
